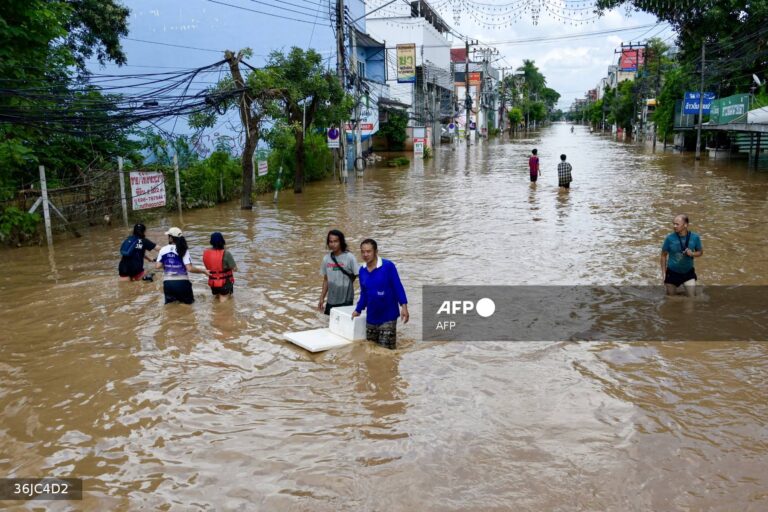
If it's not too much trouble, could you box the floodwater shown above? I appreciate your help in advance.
[2,123,767,510]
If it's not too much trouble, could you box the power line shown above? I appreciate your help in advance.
[206,0,331,25]
[124,37,225,54]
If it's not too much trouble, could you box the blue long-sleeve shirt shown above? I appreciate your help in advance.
[355,257,408,325]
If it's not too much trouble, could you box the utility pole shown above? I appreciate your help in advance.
[695,42,705,160]
[653,49,661,150]
[616,42,647,143]
[336,0,348,179]
[464,39,471,144]
[351,27,364,175]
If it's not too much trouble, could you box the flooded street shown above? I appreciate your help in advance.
[2,123,768,510]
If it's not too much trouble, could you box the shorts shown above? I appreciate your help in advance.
[366,320,398,350]
[163,279,195,304]
[530,175,538,182]
[118,260,144,280]
[324,300,353,315]
[665,268,697,287]
[559,182,570,188]
[119,270,145,281]
[211,281,234,296]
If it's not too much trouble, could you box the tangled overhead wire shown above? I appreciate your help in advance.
[0,60,244,135]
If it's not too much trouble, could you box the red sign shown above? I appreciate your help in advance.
[469,72,481,85]
[619,48,645,71]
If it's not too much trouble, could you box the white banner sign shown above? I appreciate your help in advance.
[130,171,166,210]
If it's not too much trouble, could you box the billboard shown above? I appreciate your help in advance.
[396,44,416,83]
[469,72,481,85]
[129,172,166,210]
[709,94,749,124]
[683,92,716,114]
[619,48,645,71]
[346,104,380,142]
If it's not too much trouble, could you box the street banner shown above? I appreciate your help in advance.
[327,127,340,148]
[397,44,417,83]
[619,48,645,71]
[683,92,716,114]
[129,171,166,210]
[709,94,750,124]
[257,149,269,176]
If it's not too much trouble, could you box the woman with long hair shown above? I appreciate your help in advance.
[317,229,358,315]
[155,227,209,304]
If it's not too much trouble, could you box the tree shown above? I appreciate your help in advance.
[264,48,352,193]
[608,80,637,138]
[654,67,691,143]
[596,1,768,96]
[507,108,523,133]
[190,49,281,209]
[0,1,133,199]
[378,110,408,149]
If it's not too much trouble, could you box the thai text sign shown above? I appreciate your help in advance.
[709,94,749,124]
[129,171,166,210]
[469,72,481,85]
[396,44,416,83]
[683,92,716,114]
[256,149,269,176]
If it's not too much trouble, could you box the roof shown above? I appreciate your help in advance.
[354,28,384,48]
[378,97,410,110]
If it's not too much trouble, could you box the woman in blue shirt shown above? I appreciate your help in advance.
[352,238,408,349]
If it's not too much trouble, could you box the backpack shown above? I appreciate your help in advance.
[120,236,139,257]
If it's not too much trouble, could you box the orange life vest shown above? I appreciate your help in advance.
[203,249,234,288]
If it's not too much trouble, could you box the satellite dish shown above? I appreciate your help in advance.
[754,74,763,87]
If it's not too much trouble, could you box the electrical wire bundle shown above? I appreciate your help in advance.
[0,60,244,136]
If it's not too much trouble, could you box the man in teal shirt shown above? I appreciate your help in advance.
[661,214,703,296]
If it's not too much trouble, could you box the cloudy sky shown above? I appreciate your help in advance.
[98,0,673,132]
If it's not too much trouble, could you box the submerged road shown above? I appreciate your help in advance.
[1,123,767,510]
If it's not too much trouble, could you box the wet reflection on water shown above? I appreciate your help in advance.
[1,123,767,510]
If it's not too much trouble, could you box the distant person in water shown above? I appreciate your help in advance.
[557,154,573,188]
[155,227,209,304]
[318,229,358,315]
[118,223,157,281]
[203,232,237,302]
[529,148,541,182]
[661,214,703,296]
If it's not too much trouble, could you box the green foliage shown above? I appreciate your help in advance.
[0,207,41,245]
[180,151,241,208]
[0,1,133,203]
[378,110,409,149]
[387,157,410,167]
[654,67,691,141]
[508,108,524,128]
[595,1,768,96]
[253,131,333,194]
[609,80,637,135]
[422,146,433,159]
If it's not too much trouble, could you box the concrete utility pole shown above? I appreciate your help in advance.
[695,42,706,161]
[616,42,647,142]
[351,27,364,174]
[336,0,348,179]
[464,39,471,144]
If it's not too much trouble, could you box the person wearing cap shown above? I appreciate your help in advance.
[118,223,157,281]
[203,232,238,302]
[155,227,209,304]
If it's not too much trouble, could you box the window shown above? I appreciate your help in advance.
[358,61,366,79]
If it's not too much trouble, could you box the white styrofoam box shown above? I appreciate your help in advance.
[329,305,367,341]
[284,328,352,353]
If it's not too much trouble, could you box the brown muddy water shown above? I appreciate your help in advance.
[1,123,767,511]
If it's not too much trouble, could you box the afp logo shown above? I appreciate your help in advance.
[437,298,496,318]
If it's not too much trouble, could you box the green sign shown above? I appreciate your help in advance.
[709,94,749,124]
